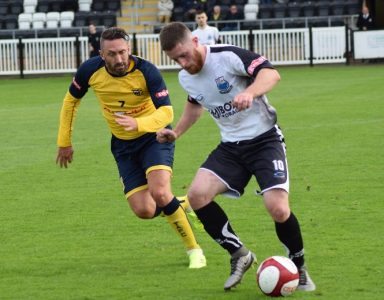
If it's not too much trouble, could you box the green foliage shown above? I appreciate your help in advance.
[0,64,383,299]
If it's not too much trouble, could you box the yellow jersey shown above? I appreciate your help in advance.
[57,55,173,147]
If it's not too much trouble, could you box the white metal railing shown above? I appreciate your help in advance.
[136,27,347,68]
[0,39,19,75]
[23,37,88,74]
[0,27,348,76]
[312,26,346,63]
[0,37,88,75]
[136,33,174,69]
[253,28,309,65]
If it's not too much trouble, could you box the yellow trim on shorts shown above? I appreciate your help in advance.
[124,166,173,198]
[126,184,148,198]
[145,165,173,176]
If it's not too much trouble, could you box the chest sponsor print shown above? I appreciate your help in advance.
[208,101,238,119]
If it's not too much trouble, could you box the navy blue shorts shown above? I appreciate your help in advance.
[201,125,289,197]
[111,133,175,197]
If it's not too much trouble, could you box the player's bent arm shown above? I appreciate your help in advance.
[233,68,280,111]
[135,105,173,132]
[57,91,81,147]
[173,101,204,139]
[245,68,281,98]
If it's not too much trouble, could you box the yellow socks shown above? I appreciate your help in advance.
[164,201,201,251]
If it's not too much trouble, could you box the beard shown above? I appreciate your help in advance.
[106,61,128,76]
[185,49,204,74]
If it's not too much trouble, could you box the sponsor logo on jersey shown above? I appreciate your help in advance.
[132,89,143,96]
[209,101,238,119]
[72,77,81,90]
[195,94,204,102]
[103,103,147,115]
[247,56,266,75]
[155,89,169,98]
[215,77,233,94]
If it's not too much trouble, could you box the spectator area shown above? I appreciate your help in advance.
[171,0,362,30]
[0,0,363,38]
[0,0,121,38]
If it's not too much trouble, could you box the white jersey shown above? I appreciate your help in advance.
[192,26,219,45]
[179,45,277,143]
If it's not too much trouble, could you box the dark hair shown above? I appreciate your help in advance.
[159,22,190,51]
[195,10,207,16]
[101,27,130,42]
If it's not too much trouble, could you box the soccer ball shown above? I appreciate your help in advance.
[256,256,299,297]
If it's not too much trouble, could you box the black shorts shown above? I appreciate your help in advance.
[111,133,175,198]
[201,125,289,197]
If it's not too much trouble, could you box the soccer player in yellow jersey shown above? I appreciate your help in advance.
[56,27,206,269]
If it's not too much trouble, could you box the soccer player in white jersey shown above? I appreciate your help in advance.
[192,10,220,45]
[156,22,316,292]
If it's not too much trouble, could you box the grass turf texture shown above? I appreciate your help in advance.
[0,64,383,299]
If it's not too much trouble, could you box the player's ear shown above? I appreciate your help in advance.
[99,50,105,60]
[192,35,199,46]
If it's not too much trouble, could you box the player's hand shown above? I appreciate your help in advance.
[115,113,138,131]
[232,92,254,111]
[56,146,74,168]
[156,128,177,143]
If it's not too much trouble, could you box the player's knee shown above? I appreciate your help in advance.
[269,206,290,223]
[149,188,169,206]
[187,189,210,210]
[264,189,290,222]
[132,206,154,219]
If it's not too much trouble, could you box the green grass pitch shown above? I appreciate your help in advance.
[0,64,383,299]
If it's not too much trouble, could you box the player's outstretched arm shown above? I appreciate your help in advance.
[157,101,204,143]
[175,101,204,136]
[56,146,74,168]
[157,101,203,143]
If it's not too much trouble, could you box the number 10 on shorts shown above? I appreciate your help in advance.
[272,159,285,171]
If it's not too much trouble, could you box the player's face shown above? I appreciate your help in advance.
[165,37,204,75]
[100,38,131,76]
[196,13,207,27]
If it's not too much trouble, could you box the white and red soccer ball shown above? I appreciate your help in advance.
[256,256,299,297]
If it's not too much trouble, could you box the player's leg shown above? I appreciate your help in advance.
[112,138,158,219]
[263,189,305,267]
[143,135,205,268]
[125,185,202,231]
[252,126,316,291]
[190,145,256,290]
[126,188,159,219]
[147,169,206,269]
[263,189,315,291]
[111,134,205,268]
[177,195,204,231]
